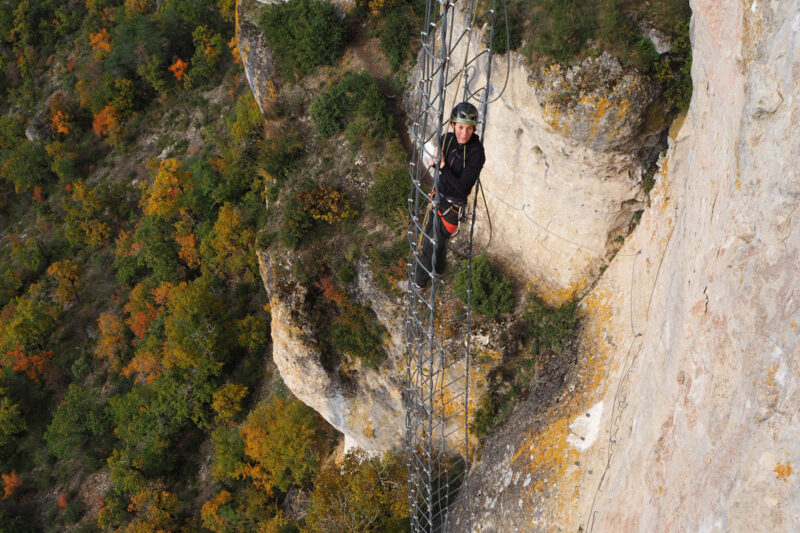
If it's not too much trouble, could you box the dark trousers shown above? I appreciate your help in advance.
[414,206,458,287]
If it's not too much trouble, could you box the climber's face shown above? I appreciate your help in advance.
[452,122,474,144]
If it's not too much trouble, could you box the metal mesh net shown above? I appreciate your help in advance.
[404,0,503,530]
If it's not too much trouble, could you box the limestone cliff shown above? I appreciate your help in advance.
[406,10,665,303]
[247,0,800,529]
[257,251,407,453]
[456,1,800,531]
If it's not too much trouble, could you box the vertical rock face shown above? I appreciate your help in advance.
[583,1,800,529]
[257,252,407,454]
[250,1,799,527]
[461,1,800,530]
[407,10,665,304]
[236,0,276,114]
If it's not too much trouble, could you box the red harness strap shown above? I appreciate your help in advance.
[438,207,459,234]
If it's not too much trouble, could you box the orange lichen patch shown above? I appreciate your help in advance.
[742,2,764,67]
[791,322,797,329]
[512,416,577,478]
[734,178,742,191]
[540,281,584,308]
[509,288,616,525]
[577,92,631,140]
[766,364,779,387]
[541,103,572,137]
[774,461,793,481]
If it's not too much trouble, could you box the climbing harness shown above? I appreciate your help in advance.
[404,0,509,531]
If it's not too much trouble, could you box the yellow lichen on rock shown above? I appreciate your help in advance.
[774,461,793,482]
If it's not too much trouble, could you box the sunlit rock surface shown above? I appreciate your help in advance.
[248,0,799,528]
[405,9,665,304]
[257,252,406,454]
[459,1,800,530]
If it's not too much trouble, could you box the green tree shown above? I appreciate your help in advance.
[162,278,229,411]
[133,215,182,282]
[0,141,54,192]
[185,25,226,88]
[109,376,193,475]
[311,71,392,139]
[376,3,419,70]
[259,0,345,80]
[525,293,578,354]
[0,387,25,448]
[366,166,408,225]
[454,253,513,318]
[44,383,111,461]
[210,425,245,484]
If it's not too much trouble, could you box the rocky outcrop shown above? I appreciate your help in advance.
[250,1,799,528]
[458,0,800,530]
[257,251,407,453]
[406,10,666,305]
[236,0,277,114]
[257,248,501,455]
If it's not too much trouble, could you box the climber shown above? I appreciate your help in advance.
[400,102,486,293]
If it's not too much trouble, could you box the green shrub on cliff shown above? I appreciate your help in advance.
[259,0,346,80]
[366,166,409,225]
[454,253,513,318]
[330,303,388,369]
[524,293,578,355]
[311,70,394,147]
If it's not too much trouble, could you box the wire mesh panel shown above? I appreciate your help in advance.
[404,1,502,531]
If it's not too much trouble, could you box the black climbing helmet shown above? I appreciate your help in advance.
[450,102,478,126]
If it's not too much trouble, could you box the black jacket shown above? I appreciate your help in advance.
[437,131,485,204]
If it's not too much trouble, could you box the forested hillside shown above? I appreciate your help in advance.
[0,0,691,531]
[0,0,414,530]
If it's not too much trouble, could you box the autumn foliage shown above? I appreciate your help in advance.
[174,214,201,269]
[122,486,182,532]
[237,398,329,495]
[201,203,256,282]
[63,180,112,248]
[46,259,82,305]
[140,158,194,218]
[89,28,112,56]
[316,275,347,306]
[305,450,409,532]
[200,490,234,532]
[48,93,72,135]
[1,471,22,500]
[168,58,188,81]
[0,295,58,381]
[93,103,122,143]
[5,347,54,382]
[298,185,357,224]
[211,384,248,424]
[124,283,160,341]
[95,312,126,367]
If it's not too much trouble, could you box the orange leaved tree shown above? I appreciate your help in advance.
[237,397,330,495]
[46,259,82,305]
[140,158,194,219]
